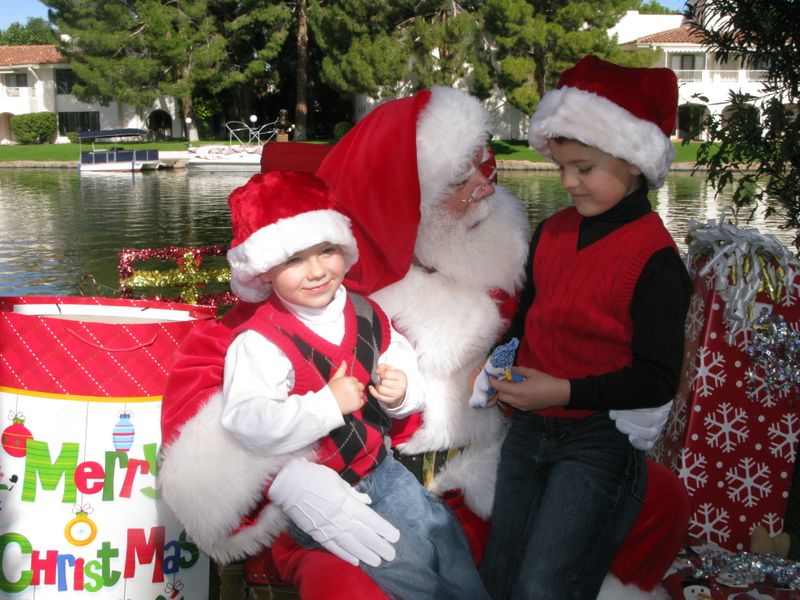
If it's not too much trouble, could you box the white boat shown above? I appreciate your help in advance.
[186,120,278,172]
[78,129,162,172]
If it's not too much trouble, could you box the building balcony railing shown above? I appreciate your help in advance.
[673,69,769,83]
[1,86,36,98]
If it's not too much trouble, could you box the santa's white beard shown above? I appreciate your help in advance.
[370,186,530,517]
[413,186,529,295]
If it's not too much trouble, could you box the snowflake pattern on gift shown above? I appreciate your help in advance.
[725,456,772,508]
[783,272,800,307]
[685,295,705,345]
[725,319,755,353]
[692,346,726,397]
[666,389,689,443]
[746,365,791,408]
[704,402,749,453]
[768,413,799,463]
[678,447,708,494]
[690,502,731,545]
[753,512,784,537]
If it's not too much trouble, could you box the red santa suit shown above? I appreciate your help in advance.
[159,86,689,600]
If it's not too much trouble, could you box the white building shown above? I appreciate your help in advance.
[611,10,779,140]
[0,45,181,144]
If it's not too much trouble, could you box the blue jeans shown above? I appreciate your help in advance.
[480,411,646,600]
[289,453,489,600]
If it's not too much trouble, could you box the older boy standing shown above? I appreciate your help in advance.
[481,56,693,599]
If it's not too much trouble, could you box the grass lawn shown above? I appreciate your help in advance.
[0,138,703,165]
[0,140,193,162]
[489,139,701,164]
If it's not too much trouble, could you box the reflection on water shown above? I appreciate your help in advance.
[502,170,797,254]
[0,168,796,297]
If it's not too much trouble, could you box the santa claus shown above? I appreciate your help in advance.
[159,86,689,599]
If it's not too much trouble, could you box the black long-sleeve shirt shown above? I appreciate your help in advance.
[503,186,693,411]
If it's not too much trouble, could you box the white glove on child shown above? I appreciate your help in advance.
[268,457,399,567]
[609,401,672,451]
[469,359,506,408]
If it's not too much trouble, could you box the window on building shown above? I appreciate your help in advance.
[56,70,79,95]
[4,73,29,87]
[669,54,706,71]
[58,112,100,136]
[718,57,739,71]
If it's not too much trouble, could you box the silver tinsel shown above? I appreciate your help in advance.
[693,546,800,590]
[746,312,800,398]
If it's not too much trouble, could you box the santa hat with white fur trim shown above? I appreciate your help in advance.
[317,86,492,295]
[528,55,678,189]
[226,171,358,303]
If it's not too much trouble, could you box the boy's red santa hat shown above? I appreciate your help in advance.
[317,86,494,295]
[528,55,678,189]
[226,171,358,303]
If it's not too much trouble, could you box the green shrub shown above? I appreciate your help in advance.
[66,131,79,143]
[333,121,353,140]
[10,112,58,144]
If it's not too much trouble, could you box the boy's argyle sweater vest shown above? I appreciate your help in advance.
[240,292,392,484]
[517,207,677,419]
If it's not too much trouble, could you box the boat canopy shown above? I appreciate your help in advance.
[77,129,148,140]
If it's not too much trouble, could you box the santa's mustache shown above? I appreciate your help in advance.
[463,191,495,230]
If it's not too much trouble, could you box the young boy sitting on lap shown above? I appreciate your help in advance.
[221,171,488,600]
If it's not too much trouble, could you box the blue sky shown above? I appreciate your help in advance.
[1,0,689,32]
[1,0,49,31]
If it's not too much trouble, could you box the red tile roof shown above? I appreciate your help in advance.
[0,45,64,67]
[635,23,705,44]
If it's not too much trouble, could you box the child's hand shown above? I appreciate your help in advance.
[328,361,365,415]
[368,364,407,409]
[489,366,569,412]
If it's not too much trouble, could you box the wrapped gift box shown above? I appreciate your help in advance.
[655,214,800,552]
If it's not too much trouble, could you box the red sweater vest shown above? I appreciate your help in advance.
[516,207,677,419]
[241,292,392,484]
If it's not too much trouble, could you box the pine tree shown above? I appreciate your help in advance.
[481,0,651,116]
[42,0,228,140]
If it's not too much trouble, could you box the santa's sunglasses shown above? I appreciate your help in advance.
[464,150,498,203]
[479,150,498,185]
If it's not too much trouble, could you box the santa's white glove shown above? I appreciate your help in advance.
[469,359,506,408]
[268,457,399,567]
[609,401,672,451]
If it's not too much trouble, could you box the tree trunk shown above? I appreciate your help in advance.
[294,0,309,141]
[183,95,199,142]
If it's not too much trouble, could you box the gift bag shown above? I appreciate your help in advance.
[0,296,216,599]
[655,213,800,552]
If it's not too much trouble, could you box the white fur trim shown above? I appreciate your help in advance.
[416,86,492,208]
[371,186,530,516]
[598,574,669,600]
[428,435,504,519]
[528,87,675,189]
[227,210,358,303]
[158,389,317,564]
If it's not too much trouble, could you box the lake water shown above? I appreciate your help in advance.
[0,168,796,299]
